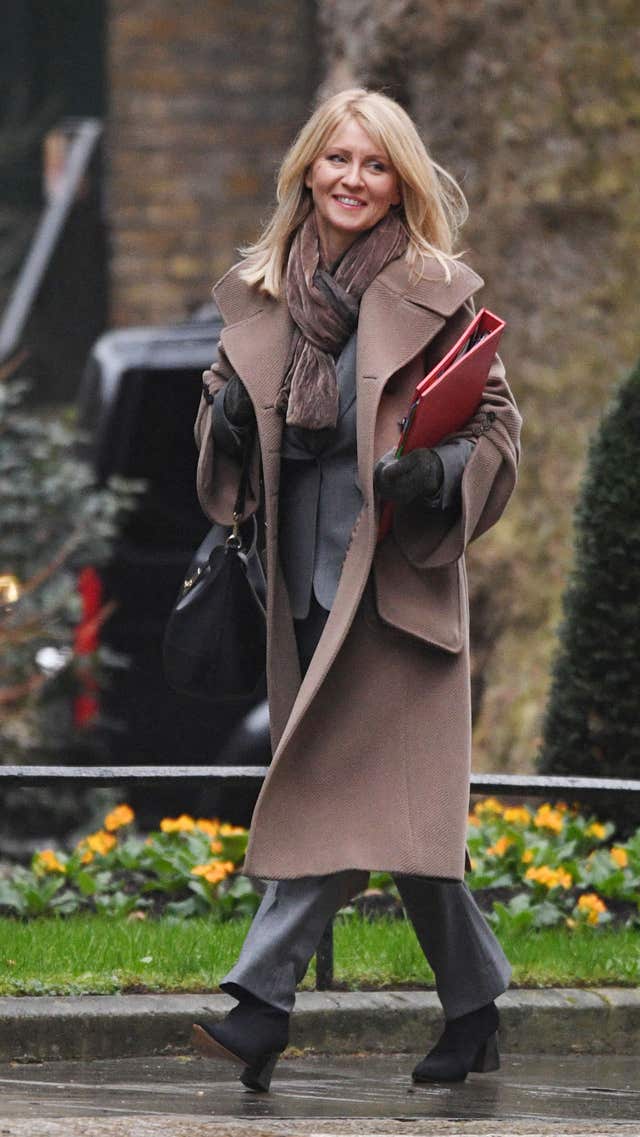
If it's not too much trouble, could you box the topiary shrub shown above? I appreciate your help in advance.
[538,357,640,829]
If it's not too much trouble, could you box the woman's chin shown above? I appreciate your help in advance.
[332,206,369,226]
[325,212,374,240]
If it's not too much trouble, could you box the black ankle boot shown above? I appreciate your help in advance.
[192,991,290,1092]
[412,1000,500,1084]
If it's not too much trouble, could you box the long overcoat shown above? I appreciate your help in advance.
[194,253,522,881]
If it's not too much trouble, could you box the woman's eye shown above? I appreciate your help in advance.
[328,154,346,163]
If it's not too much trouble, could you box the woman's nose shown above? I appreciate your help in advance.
[341,163,365,188]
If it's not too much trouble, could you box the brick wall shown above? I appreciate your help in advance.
[107,0,318,326]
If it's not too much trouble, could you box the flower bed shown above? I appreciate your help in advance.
[0,799,638,927]
[0,807,257,920]
[466,798,640,932]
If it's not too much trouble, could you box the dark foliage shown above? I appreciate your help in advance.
[539,357,640,829]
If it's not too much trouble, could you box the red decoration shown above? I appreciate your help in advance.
[73,566,103,727]
[74,692,99,727]
[74,567,102,654]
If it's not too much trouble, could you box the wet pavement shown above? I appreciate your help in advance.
[0,1052,638,1136]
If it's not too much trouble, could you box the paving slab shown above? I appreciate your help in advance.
[0,1052,638,1137]
[0,988,638,1063]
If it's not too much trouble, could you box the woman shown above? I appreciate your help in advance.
[191,88,521,1092]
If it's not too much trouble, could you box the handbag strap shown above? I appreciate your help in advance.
[229,423,256,549]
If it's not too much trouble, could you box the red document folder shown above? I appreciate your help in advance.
[378,307,505,540]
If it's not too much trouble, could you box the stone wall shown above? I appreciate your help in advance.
[107,0,318,326]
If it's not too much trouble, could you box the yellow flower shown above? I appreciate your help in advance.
[525,864,572,890]
[586,822,607,841]
[503,807,531,826]
[218,823,246,836]
[525,865,548,885]
[521,849,534,864]
[196,819,220,836]
[35,849,66,874]
[160,814,196,833]
[610,847,628,869]
[486,835,513,858]
[469,857,478,871]
[534,804,564,834]
[84,830,117,856]
[210,840,223,854]
[104,804,135,832]
[577,893,607,925]
[191,860,235,885]
[77,830,116,858]
[467,814,480,827]
[474,798,504,817]
[565,917,576,929]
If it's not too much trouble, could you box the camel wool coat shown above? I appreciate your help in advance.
[194,253,522,881]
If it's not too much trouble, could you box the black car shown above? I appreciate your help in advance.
[76,305,268,823]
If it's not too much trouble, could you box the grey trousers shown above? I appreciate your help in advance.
[220,595,511,1020]
[220,869,511,1019]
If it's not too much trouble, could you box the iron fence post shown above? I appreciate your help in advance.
[315,917,334,990]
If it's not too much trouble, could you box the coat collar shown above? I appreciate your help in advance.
[212,253,484,453]
[213,253,483,328]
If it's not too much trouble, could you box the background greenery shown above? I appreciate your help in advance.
[1,797,638,995]
[1,798,638,929]
[540,357,640,824]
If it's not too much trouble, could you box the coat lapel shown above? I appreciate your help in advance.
[355,256,483,506]
[216,285,295,506]
[356,278,445,507]
[219,303,294,410]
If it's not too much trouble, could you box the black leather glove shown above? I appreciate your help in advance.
[374,448,444,506]
[223,373,255,430]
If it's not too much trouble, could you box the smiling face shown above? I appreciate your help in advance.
[304,116,402,265]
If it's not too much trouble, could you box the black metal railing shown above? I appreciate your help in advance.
[4,765,639,989]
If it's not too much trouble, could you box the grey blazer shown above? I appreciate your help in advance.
[213,331,473,620]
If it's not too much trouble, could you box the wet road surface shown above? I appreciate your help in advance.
[0,1051,638,1135]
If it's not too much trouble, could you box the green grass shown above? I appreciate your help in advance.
[0,914,637,996]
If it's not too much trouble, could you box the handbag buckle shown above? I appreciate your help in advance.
[226,512,242,551]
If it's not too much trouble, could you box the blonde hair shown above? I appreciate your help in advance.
[238,88,468,298]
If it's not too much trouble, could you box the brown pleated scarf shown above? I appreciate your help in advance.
[277,209,408,430]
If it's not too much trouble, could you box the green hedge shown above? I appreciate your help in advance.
[539,357,640,824]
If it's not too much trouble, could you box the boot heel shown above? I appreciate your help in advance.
[240,1051,279,1093]
[472,1031,500,1073]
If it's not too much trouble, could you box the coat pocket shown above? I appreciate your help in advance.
[372,538,468,654]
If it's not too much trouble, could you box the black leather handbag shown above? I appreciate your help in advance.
[163,427,266,702]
